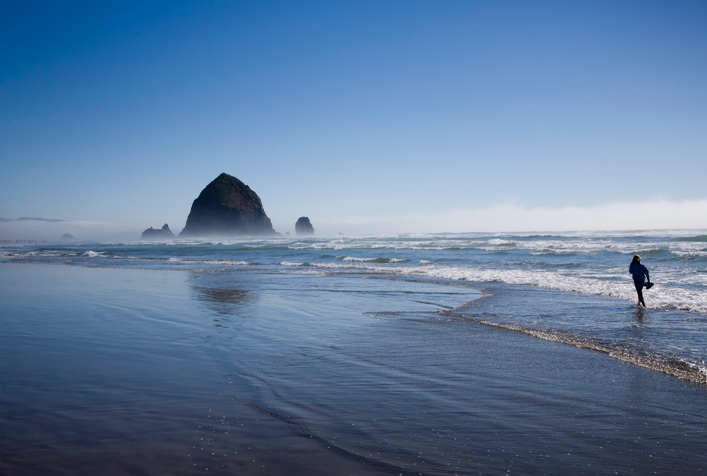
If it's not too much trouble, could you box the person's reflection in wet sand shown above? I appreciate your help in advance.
[633,306,645,322]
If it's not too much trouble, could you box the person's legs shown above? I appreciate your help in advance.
[634,280,646,307]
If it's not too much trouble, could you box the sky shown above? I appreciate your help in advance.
[1,0,706,238]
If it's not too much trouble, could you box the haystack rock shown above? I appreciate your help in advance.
[61,233,75,241]
[142,224,175,240]
[295,217,314,236]
[179,173,277,238]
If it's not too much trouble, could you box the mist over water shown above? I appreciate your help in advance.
[0,219,144,242]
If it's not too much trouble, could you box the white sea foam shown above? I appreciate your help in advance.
[487,239,514,246]
[301,258,707,315]
[673,250,707,257]
[280,261,308,266]
[342,256,409,263]
[3,250,79,258]
[309,263,364,270]
[269,235,707,258]
[166,258,257,266]
[402,265,707,315]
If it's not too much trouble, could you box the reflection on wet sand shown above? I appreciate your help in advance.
[634,306,645,322]
[191,286,252,316]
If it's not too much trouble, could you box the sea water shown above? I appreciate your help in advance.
[1,231,707,474]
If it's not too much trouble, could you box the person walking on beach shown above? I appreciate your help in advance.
[629,254,650,307]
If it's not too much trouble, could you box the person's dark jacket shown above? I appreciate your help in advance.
[629,263,649,282]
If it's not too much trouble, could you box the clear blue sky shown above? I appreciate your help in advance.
[1,1,706,235]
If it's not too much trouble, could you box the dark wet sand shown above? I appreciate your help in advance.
[0,400,416,476]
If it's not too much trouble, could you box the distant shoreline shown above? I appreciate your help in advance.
[0,217,63,223]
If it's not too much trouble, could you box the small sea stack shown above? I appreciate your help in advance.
[142,224,175,240]
[295,217,314,236]
[61,233,75,241]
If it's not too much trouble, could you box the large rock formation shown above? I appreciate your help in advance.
[179,173,277,238]
[142,224,175,240]
[295,217,314,236]
[61,233,75,241]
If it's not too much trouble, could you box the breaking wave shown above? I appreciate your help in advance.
[403,265,707,314]
[299,259,707,315]
[341,257,409,263]
[166,258,257,266]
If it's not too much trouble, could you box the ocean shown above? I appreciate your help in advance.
[1,231,706,475]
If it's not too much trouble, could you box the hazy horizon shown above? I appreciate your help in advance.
[2,197,707,241]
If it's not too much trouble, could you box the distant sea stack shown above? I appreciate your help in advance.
[179,173,277,238]
[295,217,314,236]
[61,233,75,241]
[142,224,175,240]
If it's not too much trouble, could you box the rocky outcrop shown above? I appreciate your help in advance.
[61,233,75,241]
[142,224,175,240]
[295,217,314,236]
[179,173,277,238]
